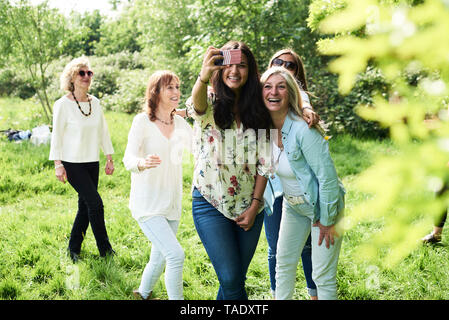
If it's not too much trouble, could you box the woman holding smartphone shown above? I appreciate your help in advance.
[186,41,272,300]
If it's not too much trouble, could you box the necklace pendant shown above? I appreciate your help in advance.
[72,92,92,117]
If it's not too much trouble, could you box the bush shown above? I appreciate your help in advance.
[310,66,390,138]
[0,67,36,99]
[88,64,120,98]
[41,52,146,107]
[102,68,152,114]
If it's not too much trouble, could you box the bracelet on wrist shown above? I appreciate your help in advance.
[302,106,313,111]
[252,197,263,203]
[55,163,64,169]
[198,74,209,85]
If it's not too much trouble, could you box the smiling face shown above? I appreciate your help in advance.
[272,53,297,77]
[221,53,249,93]
[159,80,181,110]
[262,74,289,115]
[72,67,93,92]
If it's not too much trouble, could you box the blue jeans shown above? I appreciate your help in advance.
[264,196,316,297]
[192,188,264,300]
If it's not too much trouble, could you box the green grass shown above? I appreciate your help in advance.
[1,97,448,300]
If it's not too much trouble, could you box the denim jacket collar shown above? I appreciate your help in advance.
[281,110,296,137]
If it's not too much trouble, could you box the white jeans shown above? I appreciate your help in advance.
[275,199,343,300]
[137,216,184,300]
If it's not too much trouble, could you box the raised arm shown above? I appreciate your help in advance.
[192,46,225,114]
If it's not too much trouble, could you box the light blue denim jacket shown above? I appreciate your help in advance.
[263,174,283,216]
[281,112,345,226]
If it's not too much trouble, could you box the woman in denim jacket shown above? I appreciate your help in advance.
[263,48,320,299]
[261,66,345,300]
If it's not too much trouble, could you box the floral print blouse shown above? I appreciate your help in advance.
[186,93,271,220]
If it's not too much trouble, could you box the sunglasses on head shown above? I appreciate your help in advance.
[272,58,297,71]
[78,70,94,77]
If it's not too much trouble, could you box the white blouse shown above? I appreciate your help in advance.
[123,112,193,222]
[272,142,303,196]
[49,95,114,162]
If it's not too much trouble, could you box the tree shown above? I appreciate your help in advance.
[94,6,142,56]
[310,0,449,267]
[122,0,318,97]
[63,10,105,57]
[0,0,66,122]
[183,0,316,73]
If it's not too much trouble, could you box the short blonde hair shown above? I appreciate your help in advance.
[60,56,91,92]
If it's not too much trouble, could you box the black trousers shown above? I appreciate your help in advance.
[437,212,447,228]
[436,185,448,228]
[63,161,113,256]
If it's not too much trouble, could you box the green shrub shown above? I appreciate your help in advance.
[0,279,20,300]
[88,64,120,98]
[98,51,145,70]
[0,67,36,99]
[310,66,390,138]
[38,52,146,107]
[102,68,152,114]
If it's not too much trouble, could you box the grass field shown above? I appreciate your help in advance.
[1,97,448,300]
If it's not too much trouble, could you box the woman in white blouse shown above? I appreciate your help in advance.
[123,70,192,300]
[49,57,115,263]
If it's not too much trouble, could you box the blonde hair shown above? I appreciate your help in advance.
[261,66,326,135]
[60,56,91,92]
[144,70,179,121]
[261,66,303,116]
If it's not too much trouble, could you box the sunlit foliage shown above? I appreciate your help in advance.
[311,0,449,267]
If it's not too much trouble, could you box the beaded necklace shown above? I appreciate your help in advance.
[72,91,92,117]
[154,116,173,125]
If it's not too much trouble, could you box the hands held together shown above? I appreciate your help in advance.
[138,154,162,171]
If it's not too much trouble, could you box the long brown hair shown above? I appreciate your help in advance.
[210,41,272,131]
[144,70,179,121]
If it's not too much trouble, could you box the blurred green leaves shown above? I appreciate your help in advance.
[311,0,449,267]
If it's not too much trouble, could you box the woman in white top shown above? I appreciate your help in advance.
[123,70,192,300]
[49,56,115,263]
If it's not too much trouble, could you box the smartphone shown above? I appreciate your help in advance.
[214,49,242,66]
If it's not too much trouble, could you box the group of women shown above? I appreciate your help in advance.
[49,41,345,300]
